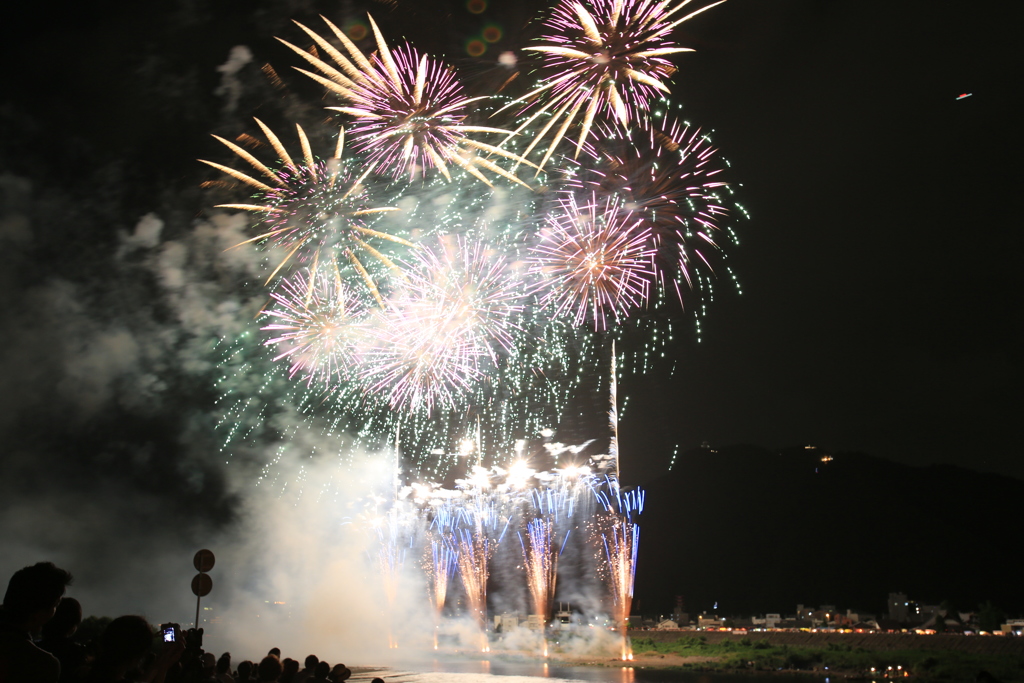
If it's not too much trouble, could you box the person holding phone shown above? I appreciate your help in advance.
[85,617,183,683]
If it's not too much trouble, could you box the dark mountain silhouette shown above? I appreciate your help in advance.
[631,445,1024,618]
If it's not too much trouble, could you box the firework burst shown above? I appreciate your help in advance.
[279,16,533,187]
[574,116,733,302]
[202,5,748,654]
[356,239,526,412]
[530,193,655,330]
[200,120,408,299]
[260,265,371,387]
[212,4,743,474]
[502,0,725,169]
[357,306,483,413]
[404,238,526,362]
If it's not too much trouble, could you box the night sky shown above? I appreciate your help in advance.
[1,0,1020,637]
[620,0,1021,481]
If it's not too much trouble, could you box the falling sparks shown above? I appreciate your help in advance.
[374,507,407,649]
[599,514,639,660]
[593,476,643,660]
[424,534,457,649]
[348,447,640,655]
[456,526,492,650]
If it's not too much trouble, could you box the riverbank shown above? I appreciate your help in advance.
[630,629,1024,657]
[557,633,1024,681]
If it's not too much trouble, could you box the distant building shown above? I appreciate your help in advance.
[698,615,723,629]
[888,593,909,622]
[1001,619,1024,635]
[841,609,876,627]
[672,596,690,626]
[656,619,679,630]
[778,617,813,629]
[750,613,782,629]
[813,605,837,626]
[494,613,519,631]
[913,603,941,625]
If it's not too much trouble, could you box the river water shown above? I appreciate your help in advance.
[353,657,827,683]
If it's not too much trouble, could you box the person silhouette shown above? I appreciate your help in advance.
[0,561,73,683]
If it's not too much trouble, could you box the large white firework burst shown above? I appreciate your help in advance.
[357,238,526,411]
[403,237,527,361]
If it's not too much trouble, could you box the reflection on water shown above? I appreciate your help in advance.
[367,656,820,683]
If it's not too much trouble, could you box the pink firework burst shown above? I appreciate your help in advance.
[505,0,724,170]
[358,239,526,411]
[261,265,371,388]
[279,16,532,187]
[572,117,731,302]
[529,193,655,330]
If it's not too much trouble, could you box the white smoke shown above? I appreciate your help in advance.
[0,173,31,232]
[214,46,254,116]
[0,193,433,662]
[118,212,164,255]
[0,176,621,667]
[203,443,412,664]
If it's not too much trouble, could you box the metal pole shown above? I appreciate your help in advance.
[195,592,201,629]
[610,340,619,482]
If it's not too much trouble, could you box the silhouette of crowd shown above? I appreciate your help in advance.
[0,563,386,683]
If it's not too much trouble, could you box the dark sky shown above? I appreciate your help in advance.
[0,0,1021,630]
[621,0,1022,481]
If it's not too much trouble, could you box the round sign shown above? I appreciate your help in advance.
[191,573,213,597]
[193,549,215,573]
